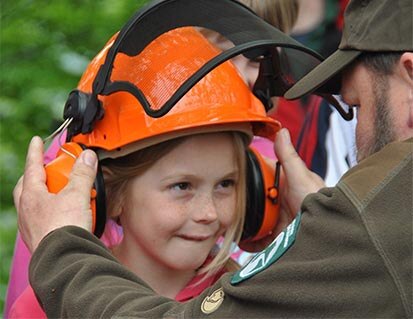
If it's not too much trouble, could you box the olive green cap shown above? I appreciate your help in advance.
[285,0,413,99]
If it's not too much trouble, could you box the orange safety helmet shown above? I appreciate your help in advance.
[46,0,324,240]
[47,27,281,240]
[70,27,281,156]
[62,0,323,146]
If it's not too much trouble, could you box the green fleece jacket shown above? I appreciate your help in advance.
[30,139,412,318]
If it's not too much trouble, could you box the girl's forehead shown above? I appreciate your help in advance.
[166,134,236,159]
[152,134,239,170]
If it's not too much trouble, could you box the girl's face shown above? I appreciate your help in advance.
[119,133,239,272]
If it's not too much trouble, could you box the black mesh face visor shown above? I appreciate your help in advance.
[65,0,328,137]
[91,0,323,115]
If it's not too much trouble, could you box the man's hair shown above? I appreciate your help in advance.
[357,52,403,76]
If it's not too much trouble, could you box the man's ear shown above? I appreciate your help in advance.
[400,53,413,128]
[400,52,413,83]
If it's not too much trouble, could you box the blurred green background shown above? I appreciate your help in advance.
[0,0,149,315]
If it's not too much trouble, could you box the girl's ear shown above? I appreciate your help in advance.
[112,203,124,226]
[116,215,122,226]
[107,198,124,225]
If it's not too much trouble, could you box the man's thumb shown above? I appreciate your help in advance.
[274,128,325,202]
[78,150,98,169]
[68,150,98,194]
[274,128,306,171]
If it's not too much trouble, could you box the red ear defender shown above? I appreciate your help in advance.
[242,147,280,243]
[44,143,106,237]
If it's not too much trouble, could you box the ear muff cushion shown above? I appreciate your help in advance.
[242,149,266,241]
[93,163,107,238]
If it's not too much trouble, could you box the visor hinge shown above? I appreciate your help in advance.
[63,90,105,139]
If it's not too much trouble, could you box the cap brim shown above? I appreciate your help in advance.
[284,49,361,100]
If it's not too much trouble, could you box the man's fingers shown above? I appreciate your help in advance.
[22,136,46,189]
[66,150,98,196]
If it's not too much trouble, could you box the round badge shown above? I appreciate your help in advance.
[201,287,225,314]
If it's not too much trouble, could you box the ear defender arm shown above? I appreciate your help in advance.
[252,48,286,112]
[44,142,107,237]
[242,148,280,242]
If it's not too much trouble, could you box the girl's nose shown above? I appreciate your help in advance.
[192,194,218,224]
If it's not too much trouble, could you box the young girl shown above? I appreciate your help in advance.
[8,26,280,317]
[102,131,246,300]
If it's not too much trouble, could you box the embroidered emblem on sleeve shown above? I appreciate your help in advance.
[231,212,302,284]
[201,287,225,314]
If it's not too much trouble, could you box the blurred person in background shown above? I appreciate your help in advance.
[281,0,356,186]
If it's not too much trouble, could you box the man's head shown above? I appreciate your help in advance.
[285,0,413,161]
[340,51,413,161]
[285,0,412,98]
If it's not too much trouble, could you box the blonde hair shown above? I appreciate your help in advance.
[102,131,248,277]
[238,0,299,33]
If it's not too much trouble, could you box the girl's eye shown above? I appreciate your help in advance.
[170,182,191,191]
[218,179,235,189]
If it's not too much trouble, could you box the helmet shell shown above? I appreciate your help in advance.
[72,27,281,155]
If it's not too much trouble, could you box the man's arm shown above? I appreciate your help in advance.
[30,144,412,318]
[24,136,412,318]
[30,226,193,318]
[17,130,324,317]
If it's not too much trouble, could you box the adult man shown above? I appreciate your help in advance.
[15,0,412,317]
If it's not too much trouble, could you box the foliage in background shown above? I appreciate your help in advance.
[0,0,149,314]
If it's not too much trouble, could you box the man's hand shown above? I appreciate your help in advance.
[240,128,325,252]
[14,136,98,253]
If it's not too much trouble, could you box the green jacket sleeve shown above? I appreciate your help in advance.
[30,225,201,318]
